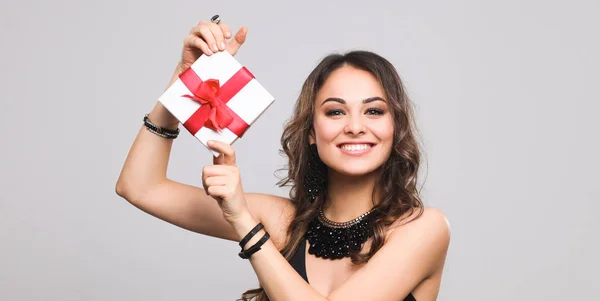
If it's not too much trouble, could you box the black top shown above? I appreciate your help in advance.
[290,238,417,301]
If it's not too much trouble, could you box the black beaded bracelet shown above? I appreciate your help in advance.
[238,232,270,259]
[143,114,180,139]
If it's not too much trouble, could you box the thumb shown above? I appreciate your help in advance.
[226,26,248,56]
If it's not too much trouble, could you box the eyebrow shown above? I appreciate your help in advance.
[320,96,386,106]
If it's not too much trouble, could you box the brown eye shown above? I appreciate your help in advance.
[325,109,344,116]
[366,107,385,115]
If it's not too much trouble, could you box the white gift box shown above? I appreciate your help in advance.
[158,51,275,156]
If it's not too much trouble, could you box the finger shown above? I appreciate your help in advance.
[202,166,229,196]
[207,140,236,165]
[218,22,232,39]
[202,165,231,177]
[201,165,210,194]
[184,34,212,56]
[194,22,219,53]
[207,185,229,199]
[225,26,248,56]
[204,175,230,187]
[208,22,226,51]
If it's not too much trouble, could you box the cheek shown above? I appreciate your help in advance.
[313,118,343,143]
[372,117,395,143]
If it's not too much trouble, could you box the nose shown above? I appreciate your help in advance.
[344,114,366,136]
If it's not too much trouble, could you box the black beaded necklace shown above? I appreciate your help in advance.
[306,208,375,260]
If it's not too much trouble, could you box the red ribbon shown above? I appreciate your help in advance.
[179,66,254,137]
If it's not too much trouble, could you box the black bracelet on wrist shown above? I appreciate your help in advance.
[143,114,180,139]
[239,231,270,259]
[239,223,264,249]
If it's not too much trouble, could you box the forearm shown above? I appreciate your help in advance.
[115,68,183,200]
[231,213,327,301]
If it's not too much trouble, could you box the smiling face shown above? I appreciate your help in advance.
[310,64,395,177]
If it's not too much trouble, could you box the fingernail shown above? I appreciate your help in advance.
[212,44,218,51]
[221,41,226,49]
[207,140,214,146]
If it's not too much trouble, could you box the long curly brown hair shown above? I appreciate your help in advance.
[239,50,425,301]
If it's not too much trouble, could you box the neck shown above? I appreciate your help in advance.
[322,169,380,223]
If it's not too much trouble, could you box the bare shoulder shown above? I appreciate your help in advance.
[245,192,295,248]
[385,207,451,268]
[389,207,450,242]
[387,207,451,238]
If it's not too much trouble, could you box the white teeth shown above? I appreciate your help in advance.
[340,144,371,151]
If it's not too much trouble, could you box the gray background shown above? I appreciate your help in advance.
[1,0,598,300]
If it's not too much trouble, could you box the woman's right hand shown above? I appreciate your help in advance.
[176,18,248,73]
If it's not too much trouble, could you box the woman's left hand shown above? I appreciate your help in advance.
[202,140,249,224]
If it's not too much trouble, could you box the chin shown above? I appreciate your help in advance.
[335,168,379,177]
[327,160,384,177]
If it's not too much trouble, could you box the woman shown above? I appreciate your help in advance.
[116,15,450,301]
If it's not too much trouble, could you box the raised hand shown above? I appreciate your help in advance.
[177,18,248,73]
[202,140,249,224]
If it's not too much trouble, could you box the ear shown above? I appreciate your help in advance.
[308,128,315,144]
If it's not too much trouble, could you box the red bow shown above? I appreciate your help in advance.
[178,66,254,137]
[181,79,233,132]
